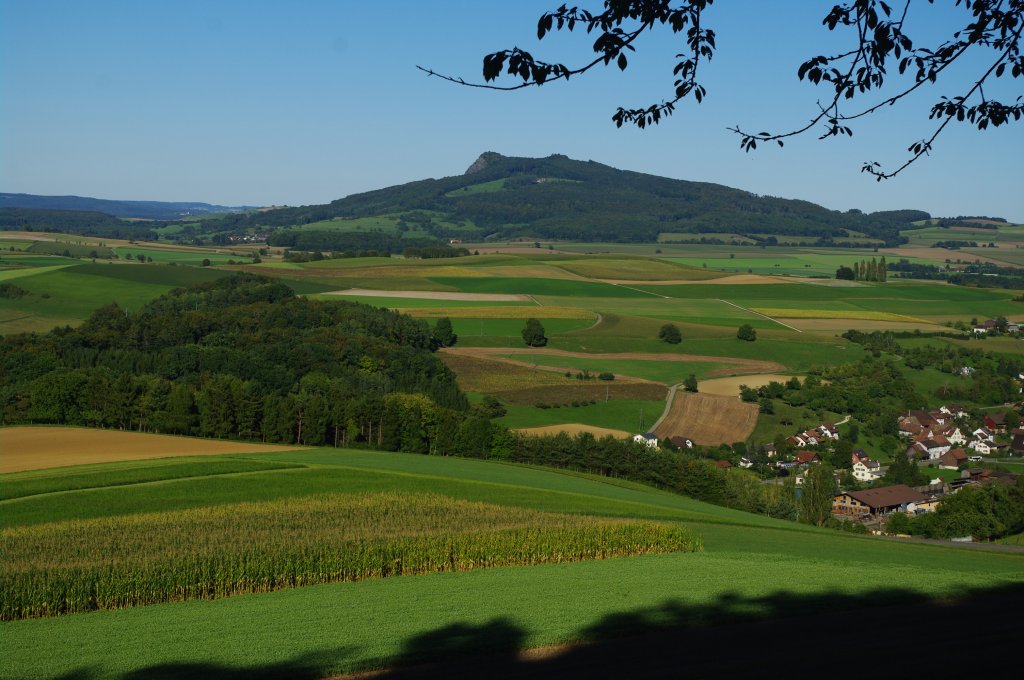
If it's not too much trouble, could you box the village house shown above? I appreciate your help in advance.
[738,457,754,469]
[968,439,993,456]
[669,436,694,449]
[794,450,820,465]
[633,433,658,448]
[817,423,840,440]
[983,412,1008,434]
[972,427,995,442]
[852,459,883,483]
[938,425,967,445]
[939,404,969,419]
[938,448,968,470]
[713,460,733,469]
[1011,432,1024,456]
[832,484,931,519]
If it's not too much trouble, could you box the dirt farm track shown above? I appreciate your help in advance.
[0,427,301,473]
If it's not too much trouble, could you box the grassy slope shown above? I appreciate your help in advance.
[2,448,1022,679]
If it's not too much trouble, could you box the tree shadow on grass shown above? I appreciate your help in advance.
[54,582,1024,679]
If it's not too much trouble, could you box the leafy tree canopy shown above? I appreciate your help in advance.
[426,0,1023,178]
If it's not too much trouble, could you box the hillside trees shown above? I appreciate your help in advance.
[429,1,1024,178]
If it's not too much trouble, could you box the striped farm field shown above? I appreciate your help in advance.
[0,427,303,473]
[751,308,928,323]
[401,305,595,319]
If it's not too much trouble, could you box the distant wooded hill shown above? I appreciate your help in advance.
[218,152,932,246]
[0,193,252,221]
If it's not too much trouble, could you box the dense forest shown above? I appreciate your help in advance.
[217,153,932,245]
[0,208,161,241]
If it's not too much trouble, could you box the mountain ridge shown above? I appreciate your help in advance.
[0,193,254,221]
[218,152,931,245]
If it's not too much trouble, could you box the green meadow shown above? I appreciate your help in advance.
[498,399,666,432]
[1,447,1021,679]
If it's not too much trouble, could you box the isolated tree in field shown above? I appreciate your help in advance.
[683,373,698,392]
[836,265,856,280]
[522,318,548,347]
[424,1,1024,178]
[432,317,457,347]
[659,322,682,344]
[799,462,838,527]
[736,324,757,342]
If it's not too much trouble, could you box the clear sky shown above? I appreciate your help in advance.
[1,1,1021,220]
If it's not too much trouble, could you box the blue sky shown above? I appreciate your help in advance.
[1,1,1021,220]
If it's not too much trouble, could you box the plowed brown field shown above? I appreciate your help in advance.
[0,427,301,473]
[653,393,758,446]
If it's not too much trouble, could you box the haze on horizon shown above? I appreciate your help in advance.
[1,1,1021,221]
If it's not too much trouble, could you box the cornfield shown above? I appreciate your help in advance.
[0,492,700,620]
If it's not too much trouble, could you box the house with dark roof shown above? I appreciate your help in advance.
[1011,432,1024,455]
[984,412,1008,433]
[633,433,659,448]
[832,485,930,518]
[938,448,968,470]
[794,450,819,465]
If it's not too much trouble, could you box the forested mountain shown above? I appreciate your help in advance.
[220,152,931,245]
[0,193,251,220]
[0,208,159,240]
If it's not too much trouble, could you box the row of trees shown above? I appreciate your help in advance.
[837,256,887,282]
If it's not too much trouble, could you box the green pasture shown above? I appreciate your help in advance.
[0,264,74,282]
[308,294,527,309]
[450,317,595,340]
[963,247,1024,267]
[0,263,230,334]
[496,352,730,384]
[0,254,79,268]
[112,247,251,266]
[903,224,1024,247]
[26,241,114,258]
[0,239,31,251]
[1,447,1021,679]
[432,276,657,298]
[498,399,666,432]
[446,178,507,197]
[0,457,302,501]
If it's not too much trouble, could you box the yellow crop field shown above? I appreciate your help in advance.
[752,308,928,323]
[0,427,301,473]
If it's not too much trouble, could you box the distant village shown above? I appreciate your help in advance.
[635,399,1022,539]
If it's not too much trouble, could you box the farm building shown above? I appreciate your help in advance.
[938,448,968,470]
[832,485,930,518]
[633,433,658,448]
[852,459,883,482]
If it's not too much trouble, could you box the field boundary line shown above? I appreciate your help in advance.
[716,299,803,332]
[610,282,669,298]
